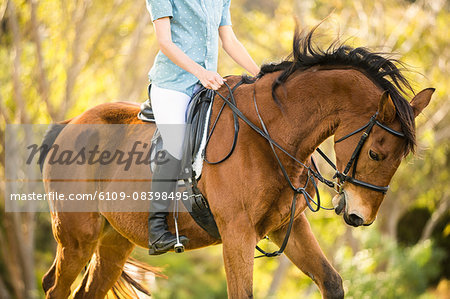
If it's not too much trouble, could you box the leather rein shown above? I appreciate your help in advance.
[206,78,405,257]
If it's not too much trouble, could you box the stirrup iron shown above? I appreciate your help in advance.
[173,200,185,253]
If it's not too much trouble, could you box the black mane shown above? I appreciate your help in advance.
[257,26,417,154]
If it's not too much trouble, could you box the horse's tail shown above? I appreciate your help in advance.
[110,257,166,298]
[39,118,73,173]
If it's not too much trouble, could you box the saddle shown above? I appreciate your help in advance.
[138,85,221,240]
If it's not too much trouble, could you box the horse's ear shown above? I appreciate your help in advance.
[410,88,435,118]
[377,91,396,124]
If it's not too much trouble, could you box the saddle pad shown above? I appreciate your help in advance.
[192,104,212,178]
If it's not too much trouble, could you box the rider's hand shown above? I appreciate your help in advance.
[197,69,226,90]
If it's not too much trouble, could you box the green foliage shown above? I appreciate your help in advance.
[133,247,227,298]
[336,230,445,299]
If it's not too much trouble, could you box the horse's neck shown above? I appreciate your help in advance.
[254,68,379,164]
[250,71,340,163]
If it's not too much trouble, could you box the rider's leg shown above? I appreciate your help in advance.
[148,85,191,255]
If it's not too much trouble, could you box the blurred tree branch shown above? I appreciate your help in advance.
[267,254,291,297]
[0,275,11,299]
[420,196,449,242]
[62,0,91,117]
[7,0,28,124]
[0,0,7,24]
[30,0,54,120]
[118,6,151,101]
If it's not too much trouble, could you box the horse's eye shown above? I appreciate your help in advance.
[368,149,380,161]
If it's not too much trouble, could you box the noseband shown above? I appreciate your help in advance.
[316,112,405,194]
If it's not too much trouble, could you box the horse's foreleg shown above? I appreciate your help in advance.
[73,223,134,299]
[44,212,103,298]
[221,221,257,298]
[269,213,344,299]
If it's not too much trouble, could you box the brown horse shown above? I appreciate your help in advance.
[41,28,433,298]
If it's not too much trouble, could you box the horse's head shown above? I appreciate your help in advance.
[332,88,434,226]
[257,26,435,227]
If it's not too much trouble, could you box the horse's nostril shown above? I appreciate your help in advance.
[334,193,346,215]
[348,213,364,227]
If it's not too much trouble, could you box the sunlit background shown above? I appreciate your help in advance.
[0,0,449,298]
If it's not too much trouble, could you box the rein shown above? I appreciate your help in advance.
[207,78,404,258]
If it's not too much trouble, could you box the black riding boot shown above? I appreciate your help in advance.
[148,150,189,255]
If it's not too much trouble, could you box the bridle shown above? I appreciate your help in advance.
[316,112,405,195]
[207,79,405,257]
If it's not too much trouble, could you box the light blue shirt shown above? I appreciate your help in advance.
[146,0,232,96]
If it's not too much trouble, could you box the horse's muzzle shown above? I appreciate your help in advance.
[333,192,366,227]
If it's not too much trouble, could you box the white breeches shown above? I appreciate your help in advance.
[150,84,200,159]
